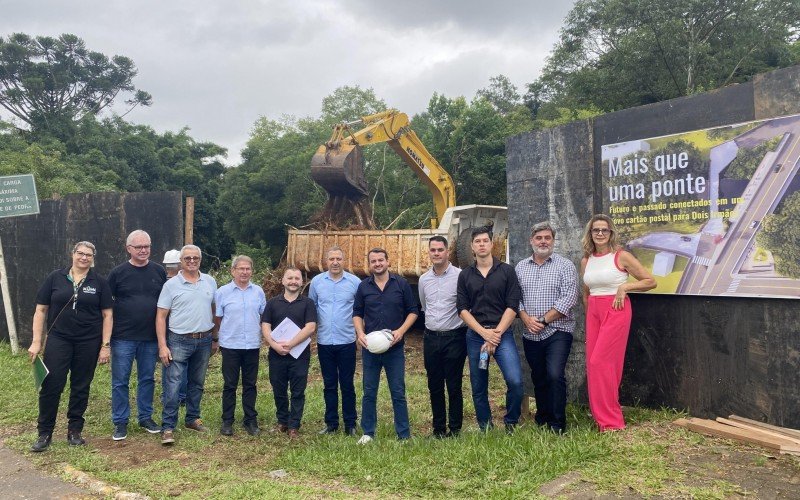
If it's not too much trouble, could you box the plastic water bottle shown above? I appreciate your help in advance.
[479,347,489,370]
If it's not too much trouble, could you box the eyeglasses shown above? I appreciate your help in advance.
[183,256,201,262]
[128,245,151,251]
[591,228,611,235]
[75,251,94,258]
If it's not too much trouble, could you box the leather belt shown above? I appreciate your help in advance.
[171,329,213,339]
[425,327,467,336]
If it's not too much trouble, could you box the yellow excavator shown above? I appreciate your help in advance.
[311,109,457,229]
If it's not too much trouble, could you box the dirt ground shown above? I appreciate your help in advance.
[3,333,799,498]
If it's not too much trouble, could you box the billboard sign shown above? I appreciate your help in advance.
[0,174,39,218]
[601,114,800,298]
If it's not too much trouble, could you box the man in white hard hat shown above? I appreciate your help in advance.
[161,249,185,409]
[162,250,181,278]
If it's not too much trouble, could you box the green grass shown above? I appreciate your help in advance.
[0,340,738,498]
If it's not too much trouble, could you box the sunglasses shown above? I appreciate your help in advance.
[591,228,611,235]
[183,256,201,262]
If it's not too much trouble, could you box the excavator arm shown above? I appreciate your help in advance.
[311,109,457,228]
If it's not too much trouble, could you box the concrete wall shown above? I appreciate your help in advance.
[506,65,800,428]
[0,191,184,346]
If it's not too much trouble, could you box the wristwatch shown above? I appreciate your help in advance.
[537,316,548,326]
[101,342,111,348]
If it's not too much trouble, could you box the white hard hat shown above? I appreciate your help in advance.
[365,329,394,354]
[162,249,181,265]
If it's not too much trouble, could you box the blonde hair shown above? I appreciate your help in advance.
[581,214,619,257]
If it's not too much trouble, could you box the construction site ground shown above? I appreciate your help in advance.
[1,333,798,498]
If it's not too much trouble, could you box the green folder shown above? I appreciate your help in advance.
[32,355,49,392]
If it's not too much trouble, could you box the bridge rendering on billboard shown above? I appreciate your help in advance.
[601,114,800,299]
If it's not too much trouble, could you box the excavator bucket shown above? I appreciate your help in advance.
[310,142,369,199]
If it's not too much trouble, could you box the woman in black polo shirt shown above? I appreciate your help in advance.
[27,241,113,452]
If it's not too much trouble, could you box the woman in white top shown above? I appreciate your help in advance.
[580,214,655,431]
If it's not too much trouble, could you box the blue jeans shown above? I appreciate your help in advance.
[111,339,159,425]
[523,331,573,431]
[361,339,410,439]
[161,365,187,406]
[466,328,523,429]
[318,342,357,431]
[161,333,212,430]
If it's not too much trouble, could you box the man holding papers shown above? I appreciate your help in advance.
[261,267,317,438]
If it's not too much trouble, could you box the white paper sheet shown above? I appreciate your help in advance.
[269,317,310,359]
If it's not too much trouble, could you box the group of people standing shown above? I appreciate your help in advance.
[27,214,654,452]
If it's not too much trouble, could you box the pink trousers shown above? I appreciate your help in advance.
[585,295,632,431]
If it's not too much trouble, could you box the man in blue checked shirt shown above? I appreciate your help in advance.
[515,222,579,435]
[213,255,266,437]
[309,246,361,436]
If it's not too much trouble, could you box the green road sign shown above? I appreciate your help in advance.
[0,174,39,218]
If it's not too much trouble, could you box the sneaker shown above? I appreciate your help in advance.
[243,421,260,436]
[318,426,338,435]
[220,422,234,436]
[161,430,175,445]
[30,433,52,452]
[139,418,160,434]
[357,434,373,445]
[185,419,208,433]
[67,430,85,446]
[112,423,128,441]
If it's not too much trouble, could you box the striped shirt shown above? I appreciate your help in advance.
[515,253,578,341]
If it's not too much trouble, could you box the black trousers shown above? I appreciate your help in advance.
[220,347,260,425]
[38,334,101,435]
[423,329,467,435]
[268,347,310,430]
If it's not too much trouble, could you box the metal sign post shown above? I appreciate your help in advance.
[0,174,40,354]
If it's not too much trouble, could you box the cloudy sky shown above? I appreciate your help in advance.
[1,0,575,163]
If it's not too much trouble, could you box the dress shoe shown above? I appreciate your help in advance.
[287,428,299,439]
[276,423,288,433]
[243,422,260,436]
[318,426,338,435]
[161,429,175,445]
[30,433,52,452]
[220,422,234,436]
[67,430,85,446]
[185,419,208,433]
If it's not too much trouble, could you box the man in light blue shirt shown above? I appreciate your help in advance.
[156,245,217,445]
[309,246,361,435]
[214,255,266,437]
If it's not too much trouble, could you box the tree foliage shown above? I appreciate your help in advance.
[531,0,800,113]
[758,191,800,279]
[0,33,151,140]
